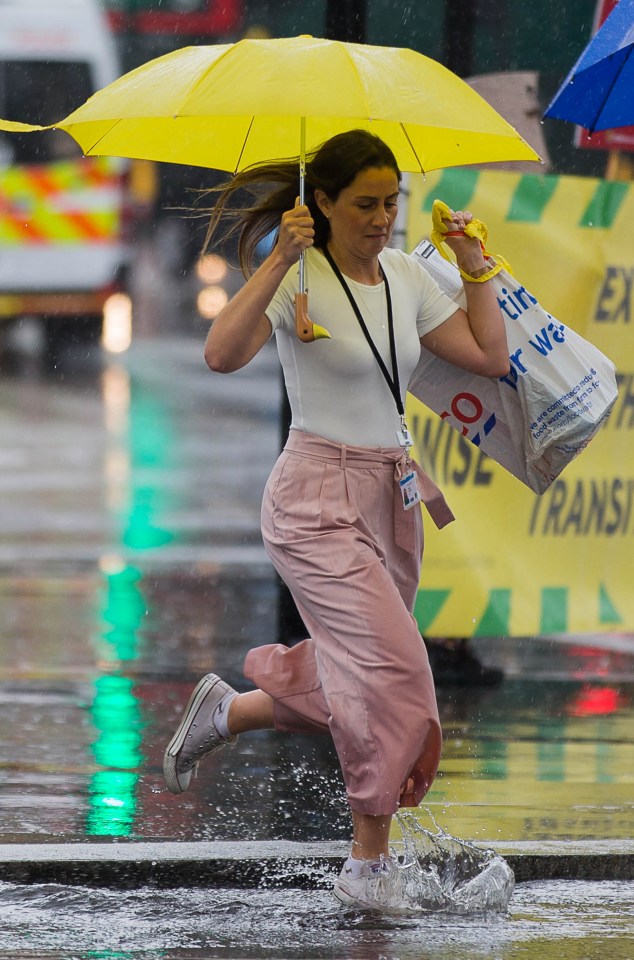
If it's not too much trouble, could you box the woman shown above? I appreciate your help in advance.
[163,130,509,913]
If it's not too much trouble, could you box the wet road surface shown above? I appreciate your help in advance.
[1,331,633,957]
[1,878,633,960]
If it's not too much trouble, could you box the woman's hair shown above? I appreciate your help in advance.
[202,129,401,276]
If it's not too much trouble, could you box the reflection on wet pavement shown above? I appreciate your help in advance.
[1,554,633,847]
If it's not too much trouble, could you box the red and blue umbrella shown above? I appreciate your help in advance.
[544,0,634,132]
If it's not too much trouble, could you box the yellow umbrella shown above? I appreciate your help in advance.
[0,35,540,339]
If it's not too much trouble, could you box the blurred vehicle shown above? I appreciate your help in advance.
[0,0,135,360]
[104,0,243,47]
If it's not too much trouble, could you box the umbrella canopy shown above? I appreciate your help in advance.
[0,35,540,342]
[0,35,539,174]
[544,0,634,132]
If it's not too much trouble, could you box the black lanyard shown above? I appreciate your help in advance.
[322,246,404,419]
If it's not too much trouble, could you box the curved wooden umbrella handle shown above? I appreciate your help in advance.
[294,292,331,342]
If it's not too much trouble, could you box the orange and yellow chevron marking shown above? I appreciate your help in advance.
[81,157,120,188]
[0,157,122,245]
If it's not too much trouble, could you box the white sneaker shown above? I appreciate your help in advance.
[163,673,237,794]
[333,857,417,914]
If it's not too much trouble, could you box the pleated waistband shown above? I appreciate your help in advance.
[284,429,454,530]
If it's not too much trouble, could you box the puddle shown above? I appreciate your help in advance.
[0,879,632,960]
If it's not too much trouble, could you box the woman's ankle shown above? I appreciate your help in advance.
[351,842,390,861]
[227,689,275,734]
[351,812,392,861]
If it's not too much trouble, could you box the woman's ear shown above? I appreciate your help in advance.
[314,188,331,219]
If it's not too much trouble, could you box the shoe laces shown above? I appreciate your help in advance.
[176,724,226,774]
[367,857,400,903]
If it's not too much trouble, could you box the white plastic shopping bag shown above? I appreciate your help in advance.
[408,238,618,494]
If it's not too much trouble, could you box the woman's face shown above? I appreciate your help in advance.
[318,165,400,261]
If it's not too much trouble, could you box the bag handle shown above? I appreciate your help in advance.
[430,198,512,283]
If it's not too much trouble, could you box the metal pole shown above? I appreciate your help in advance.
[298,116,306,295]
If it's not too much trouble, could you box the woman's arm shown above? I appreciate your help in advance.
[419,210,510,379]
[204,202,315,373]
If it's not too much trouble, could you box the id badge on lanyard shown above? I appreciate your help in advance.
[399,469,421,510]
[324,248,421,512]
[397,416,420,510]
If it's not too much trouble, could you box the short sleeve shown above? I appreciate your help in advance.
[414,260,459,338]
[265,263,298,334]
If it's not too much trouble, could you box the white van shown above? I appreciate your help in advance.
[0,0,132,357]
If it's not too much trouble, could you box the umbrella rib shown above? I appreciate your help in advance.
[73,117,123,156]
[334,43,426,174]
[176,42,239,116]
[234,116,254,173]
[589,48,633,133]
[339,41,373,121]
[399,124,426,175]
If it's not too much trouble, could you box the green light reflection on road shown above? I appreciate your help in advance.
[86,569,146,837]
[86,363,177,837]
[91,674,144,770]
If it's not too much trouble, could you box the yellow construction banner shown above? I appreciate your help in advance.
[407,168,634,637]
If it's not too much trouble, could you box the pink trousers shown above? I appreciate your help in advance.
[244,429,454,817]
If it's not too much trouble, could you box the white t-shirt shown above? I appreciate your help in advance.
[266,246,457,447]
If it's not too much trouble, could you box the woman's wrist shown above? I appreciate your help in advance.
[459,257,500,284]
[460,262,489,280]
[266,245,295,275]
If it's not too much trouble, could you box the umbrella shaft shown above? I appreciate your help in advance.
[299,116,306,294]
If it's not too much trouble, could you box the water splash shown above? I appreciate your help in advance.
[391,811,515,914]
